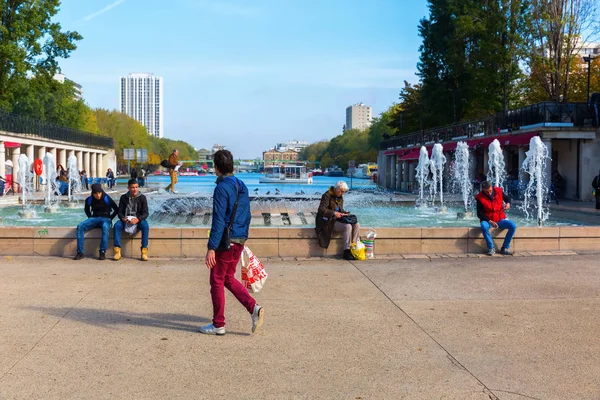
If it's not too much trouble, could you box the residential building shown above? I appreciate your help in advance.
[53,73,83,101]
[345,103,372,131]
[274,140,310,153]
[120,73,163,138]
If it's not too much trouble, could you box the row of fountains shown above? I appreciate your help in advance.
[16,152,83,218]
[415,136,550,225]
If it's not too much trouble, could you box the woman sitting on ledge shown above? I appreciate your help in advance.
[316,181,360,260]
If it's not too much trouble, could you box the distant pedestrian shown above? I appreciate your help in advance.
[106,168,115,189]
[200,149,264,336]
[165,149,179,193]
[592,169,600,209]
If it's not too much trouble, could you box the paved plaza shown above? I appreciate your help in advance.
[1,253,599,399]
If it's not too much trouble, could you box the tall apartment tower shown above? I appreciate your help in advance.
[120,73,163,138]
[345,102,372,131]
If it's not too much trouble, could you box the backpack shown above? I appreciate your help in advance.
[160,159,170,168]
[87,195,110,207]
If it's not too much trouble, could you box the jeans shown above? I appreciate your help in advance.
[480,219,517,251]
[210,243,256,328]
[77,217,111,253]
[113,219,149,248]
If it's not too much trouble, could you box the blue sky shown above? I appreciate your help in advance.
[56,0,429,158]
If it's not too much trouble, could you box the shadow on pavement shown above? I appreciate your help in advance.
[25,307,250,336]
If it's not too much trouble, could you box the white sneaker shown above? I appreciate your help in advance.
[251,305,264,333]
[199,323,226,335]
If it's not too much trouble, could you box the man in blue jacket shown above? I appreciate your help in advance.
[200,150,264,336]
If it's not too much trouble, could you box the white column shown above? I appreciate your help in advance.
[97,154,103,180]
[84,152,90,174]
[68,150,75,161]
[91,153,97,178]
[76,151,83,171]
[26,145,34,163]
[11,146,21,192]
[483,148,489,176]
[0,141,5,178]
[37,146,46,161]
[59,149,67,169]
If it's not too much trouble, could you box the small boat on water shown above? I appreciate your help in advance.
[310,168,324,176]
[325,166,344,177]
[259,165,313,184]
[348,163,378,179]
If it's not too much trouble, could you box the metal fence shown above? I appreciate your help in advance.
[0,111,114,149]
[381,102,592,150]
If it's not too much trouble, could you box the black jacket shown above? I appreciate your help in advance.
[84,193,119,219]
[117,192,149,221]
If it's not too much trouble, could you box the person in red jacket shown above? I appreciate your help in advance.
[475,180,517,256]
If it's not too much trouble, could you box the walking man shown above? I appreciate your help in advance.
[74,184,119,260]
[475,180,517,256]
[200,149,264,335]
[165,149,179,193]
[113,179,150,261]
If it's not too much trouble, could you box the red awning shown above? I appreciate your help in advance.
[5,142,20,148]
[399,148,422,160]
[467,132,538,149]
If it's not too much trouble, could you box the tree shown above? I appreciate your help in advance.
[524,0,600,102]
[0,0,82,111]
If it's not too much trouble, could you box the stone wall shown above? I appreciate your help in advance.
[1,226,599,258]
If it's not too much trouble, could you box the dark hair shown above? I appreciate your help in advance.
[213,150,234,174]
[128,179,138,187]
[480,180,492,190]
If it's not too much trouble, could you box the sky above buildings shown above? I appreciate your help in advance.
[56,0,429,158]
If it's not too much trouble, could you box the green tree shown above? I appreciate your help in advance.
[0,0,82,111]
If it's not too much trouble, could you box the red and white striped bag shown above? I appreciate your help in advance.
[240,245,268,293]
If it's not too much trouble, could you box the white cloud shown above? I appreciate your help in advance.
[82,0,127,22]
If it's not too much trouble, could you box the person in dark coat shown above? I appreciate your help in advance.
[74,184,119,260]
[315,181,360,260]
[592,169,600,209]
[113,179,150,261]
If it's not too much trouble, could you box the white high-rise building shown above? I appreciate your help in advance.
[345,102,372,131]
[53,73,83,101]
[120,73,163,138]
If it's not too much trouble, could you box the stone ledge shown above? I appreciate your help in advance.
[0,226,598,258]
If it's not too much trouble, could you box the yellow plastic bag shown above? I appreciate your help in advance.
[350,240,366,261]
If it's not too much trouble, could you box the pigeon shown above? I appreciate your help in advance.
[314,191,320,195]
[275,188,280,195]
[295,191,301,195]
[300,190,305,195]
[266,191,271,195]
[254,188,259,193]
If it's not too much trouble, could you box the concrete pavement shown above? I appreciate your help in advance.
[1,254,599,399]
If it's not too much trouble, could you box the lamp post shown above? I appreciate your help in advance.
[583,55,596,104]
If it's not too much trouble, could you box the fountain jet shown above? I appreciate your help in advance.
[453,142,472,218]
[520,136,550,226]
[415,146,430,207]
[487,139,506,189]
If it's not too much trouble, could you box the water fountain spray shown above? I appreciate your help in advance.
[430,143,447,210]
[487,139,506,189]
[43,152,60,213]
[67,154,82,206]
[520,136,550,226]
[17,154,35,218]
[453,142,472,217]
[415,146,430,207]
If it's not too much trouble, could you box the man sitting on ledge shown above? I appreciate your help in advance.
[475,180,516,256]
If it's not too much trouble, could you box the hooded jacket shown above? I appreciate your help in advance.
[315,187,348,248]
[207,175,251,251]
[84,191,119,219]
[117,192,149,221]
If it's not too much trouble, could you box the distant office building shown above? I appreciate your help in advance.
[120,73,163,138]
[274,140,310,152]
[53,73,83,101]
[345,103,372,131]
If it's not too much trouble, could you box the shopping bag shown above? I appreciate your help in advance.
[350,240,366,261]
[240,245,268,293]
[363,228,377,259]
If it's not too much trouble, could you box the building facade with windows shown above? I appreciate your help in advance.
[120,73,163,138]
[263,148,299,168]
[53,73,83,101]
[345,103,372,131]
